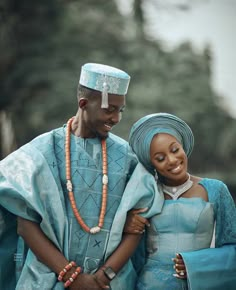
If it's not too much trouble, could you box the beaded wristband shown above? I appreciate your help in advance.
[64,266,82,288]
[58,261,76,281]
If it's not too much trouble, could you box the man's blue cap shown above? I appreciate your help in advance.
[79,63,131,108]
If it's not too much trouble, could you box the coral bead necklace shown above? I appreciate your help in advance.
[65,117,108,234]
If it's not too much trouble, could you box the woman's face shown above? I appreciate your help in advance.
[150,133,188,186]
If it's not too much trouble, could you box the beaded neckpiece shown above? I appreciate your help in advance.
[162,173,193,200]
[65,117,108,234]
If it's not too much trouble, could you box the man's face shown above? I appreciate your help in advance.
[81,92,126,139]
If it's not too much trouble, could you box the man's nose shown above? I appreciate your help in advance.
[111,111,121,124]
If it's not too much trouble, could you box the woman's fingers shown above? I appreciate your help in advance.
[124,208,150,234]
[172,253,187,279]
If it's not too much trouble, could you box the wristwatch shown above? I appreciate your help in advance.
[103,266,116,280]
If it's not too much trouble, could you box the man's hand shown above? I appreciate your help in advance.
[123,208,150,234]
[69,273,109,290]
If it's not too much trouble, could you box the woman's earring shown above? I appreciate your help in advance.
[154,170,158,182]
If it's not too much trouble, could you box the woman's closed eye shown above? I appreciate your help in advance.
[171,146,179,153]
[156,155,165,162]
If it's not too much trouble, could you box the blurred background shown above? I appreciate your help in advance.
[0,0,235,200]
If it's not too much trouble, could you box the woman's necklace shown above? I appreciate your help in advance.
[65,117,108,234]
[162,173,193,200]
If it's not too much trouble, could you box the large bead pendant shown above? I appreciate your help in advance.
[90,226,101,234]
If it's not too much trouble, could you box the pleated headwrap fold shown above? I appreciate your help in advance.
[129,113,194,173]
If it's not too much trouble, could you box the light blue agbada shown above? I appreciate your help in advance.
[0,125,156,290]
[128,112,236,290]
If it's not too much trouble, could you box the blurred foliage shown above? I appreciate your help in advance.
[0,0,236,198]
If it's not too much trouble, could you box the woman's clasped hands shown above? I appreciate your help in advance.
[172,253,187,279]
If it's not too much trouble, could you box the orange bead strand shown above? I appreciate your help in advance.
[65,117,108,234]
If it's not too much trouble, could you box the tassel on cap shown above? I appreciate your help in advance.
[101,80,109,108]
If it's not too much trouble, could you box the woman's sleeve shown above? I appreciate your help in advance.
[213,182,236,246]
[180,182,236,290]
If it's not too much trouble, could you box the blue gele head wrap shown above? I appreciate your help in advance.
[129,113,194,173]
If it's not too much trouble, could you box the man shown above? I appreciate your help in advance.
[0,63,142,289]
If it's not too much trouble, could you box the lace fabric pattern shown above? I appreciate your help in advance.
[200,178,236,246]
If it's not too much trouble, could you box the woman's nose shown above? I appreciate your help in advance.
[167,154,177,164]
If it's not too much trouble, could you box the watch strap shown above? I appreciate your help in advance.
[102,266,116,280]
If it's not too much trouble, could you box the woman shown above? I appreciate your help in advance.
[110,112,236,290]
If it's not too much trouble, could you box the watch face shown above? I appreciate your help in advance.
[103,267,116,280]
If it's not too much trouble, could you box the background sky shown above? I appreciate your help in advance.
[118,0,236,117]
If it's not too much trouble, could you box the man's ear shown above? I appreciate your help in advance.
[79,98,88,109]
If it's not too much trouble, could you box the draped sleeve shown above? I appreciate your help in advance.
[180,179,236,290]
[0,136,68,290]
[106,163,164,259]
[105,162,164,288]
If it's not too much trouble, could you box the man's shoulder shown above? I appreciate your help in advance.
[108,133,138,167]
[26,127,64,160]
[30,127,64,146]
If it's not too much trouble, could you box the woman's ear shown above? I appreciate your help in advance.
[79,98,88,109]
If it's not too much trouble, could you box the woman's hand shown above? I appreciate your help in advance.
[123,208,150,234]
[172,253,187,279]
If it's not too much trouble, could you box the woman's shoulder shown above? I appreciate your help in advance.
[191,175,226,191]
[198,177,230,202]
[199,177,226,187]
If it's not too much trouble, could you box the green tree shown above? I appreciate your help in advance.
[1,0,236,200]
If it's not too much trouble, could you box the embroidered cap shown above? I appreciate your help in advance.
[79,63,131,108]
